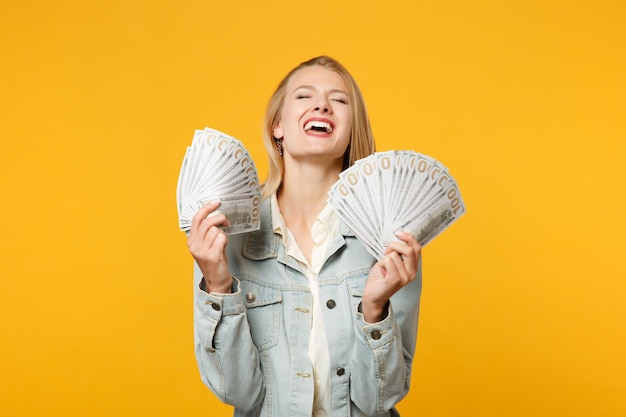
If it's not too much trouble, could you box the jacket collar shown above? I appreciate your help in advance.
[242,197,355,261]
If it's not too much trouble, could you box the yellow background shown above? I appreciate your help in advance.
[1,0,625,416]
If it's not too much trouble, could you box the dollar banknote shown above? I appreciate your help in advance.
[328,150,465,260]
[177,127,261,234]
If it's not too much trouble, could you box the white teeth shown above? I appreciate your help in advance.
[304,121,333,133]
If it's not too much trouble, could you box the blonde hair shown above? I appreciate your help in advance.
[261,56,376,199]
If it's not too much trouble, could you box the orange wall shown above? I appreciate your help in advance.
[1,1,625,416]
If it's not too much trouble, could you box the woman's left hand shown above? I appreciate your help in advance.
[362,231,421,322]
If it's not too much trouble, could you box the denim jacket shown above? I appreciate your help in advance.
[194,199,422,416]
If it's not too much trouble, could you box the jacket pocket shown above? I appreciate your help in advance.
[346,273,368,313]
[240,280,282,351]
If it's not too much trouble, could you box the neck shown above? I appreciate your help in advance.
[277,159,342,227]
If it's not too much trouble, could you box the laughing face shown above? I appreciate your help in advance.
[273,65,353,167]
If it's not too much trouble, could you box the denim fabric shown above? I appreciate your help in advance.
[194,199,422,416]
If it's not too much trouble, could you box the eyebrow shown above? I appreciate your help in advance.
[292,85,349,95]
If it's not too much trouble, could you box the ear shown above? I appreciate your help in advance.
[273,122,284,140]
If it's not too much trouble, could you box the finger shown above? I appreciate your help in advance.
[191,206,232,239]
[386,236,420,279]
[191,200,222,231]
[381,252,403,280]
[392,251,411,280]
[189,200,220,236]
[188,212,214,248]
[188,213,228,252]
[203,229,229,262]
[214,232,229,255]
[189,224,230,265]
[204,223,227,250]
[394,231,422,252]
[386,232,421,260]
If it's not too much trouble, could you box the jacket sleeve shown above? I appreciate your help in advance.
[194,264,264,411]
[349,261,423,415]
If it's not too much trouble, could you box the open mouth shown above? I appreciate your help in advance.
[304,121,333,134]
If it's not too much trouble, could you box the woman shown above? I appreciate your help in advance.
[187,56,422,417]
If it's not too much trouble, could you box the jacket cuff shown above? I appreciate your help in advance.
[196,276,245,317]
[356,301,397,349]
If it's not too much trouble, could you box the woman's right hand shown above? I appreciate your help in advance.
[187,201,233,293]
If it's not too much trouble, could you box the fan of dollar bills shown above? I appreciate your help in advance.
[176,127,261,235]
[328,150,465,260]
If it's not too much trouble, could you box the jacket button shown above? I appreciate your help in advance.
[245,292,256,303]
[336,367,345,376]
[370,329,382,340]
[211,303,221,311]
[326,299,336,309]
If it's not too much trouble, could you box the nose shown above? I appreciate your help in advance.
[313,97,330,113]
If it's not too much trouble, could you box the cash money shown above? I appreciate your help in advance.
[176,127,261,234]
[328,151,465,260]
